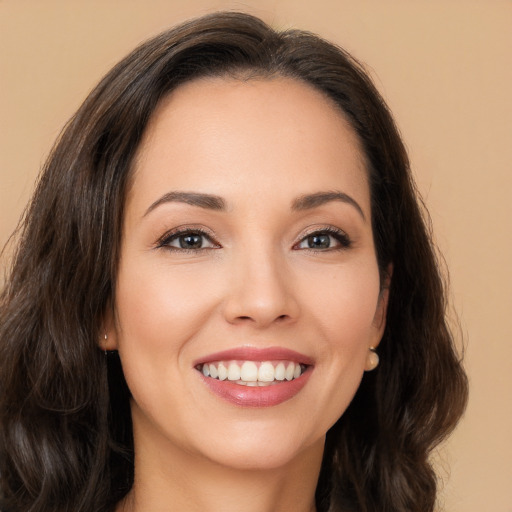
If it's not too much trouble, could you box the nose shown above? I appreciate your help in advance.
[222,245,300,328]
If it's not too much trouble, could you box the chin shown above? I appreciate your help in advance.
[196,426,324,472]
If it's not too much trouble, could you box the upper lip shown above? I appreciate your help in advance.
[194,346,315,366]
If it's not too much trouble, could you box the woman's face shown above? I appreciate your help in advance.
[109,76,388,471]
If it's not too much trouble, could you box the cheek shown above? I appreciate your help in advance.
[296,258,381,420]
[113,259,225,424]
[114,257,225,371]
[301,258,381,345]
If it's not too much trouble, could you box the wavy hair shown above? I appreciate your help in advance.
[0,11,467,512]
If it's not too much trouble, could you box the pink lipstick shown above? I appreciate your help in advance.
[195,347,314,407]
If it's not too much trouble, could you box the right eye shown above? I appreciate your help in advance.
[158,229,219,252]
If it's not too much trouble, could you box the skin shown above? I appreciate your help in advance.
[107,76,389,512]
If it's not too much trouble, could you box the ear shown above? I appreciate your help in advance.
[100,301,118,351]
[369,264,392,350]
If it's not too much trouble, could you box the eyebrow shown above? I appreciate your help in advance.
[291,191,366,221]
[143,189,365,220]
[144,191,226,217]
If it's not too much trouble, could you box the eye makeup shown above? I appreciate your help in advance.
[155,225,220,253]
[155,224,352,254]
[293,226,351,251]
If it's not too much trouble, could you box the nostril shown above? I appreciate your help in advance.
[237,314,290,322]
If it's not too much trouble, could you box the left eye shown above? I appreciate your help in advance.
[162,231,217,250]
[296,230,350,250]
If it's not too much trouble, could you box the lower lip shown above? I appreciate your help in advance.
[199,368,312,407]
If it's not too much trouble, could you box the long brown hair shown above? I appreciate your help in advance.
[0,12,467,512]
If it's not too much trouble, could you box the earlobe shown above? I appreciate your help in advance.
[365,273,391,372]
[364,347,380,371]
[100,303,118,351]
[102,332,118,352]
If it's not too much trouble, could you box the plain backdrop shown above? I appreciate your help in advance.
[1,1,511,511]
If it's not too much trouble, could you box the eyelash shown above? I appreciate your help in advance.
[294,227,352,251]
[156,226,351,253]
[156,227,219,253]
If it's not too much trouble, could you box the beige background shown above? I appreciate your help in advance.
[1,1,511,510]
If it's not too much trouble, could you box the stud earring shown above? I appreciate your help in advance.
[103,333,108,355]
[365,346,379,371]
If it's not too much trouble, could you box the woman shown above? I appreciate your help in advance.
[0,11,467,512]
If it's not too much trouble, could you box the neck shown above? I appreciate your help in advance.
[117,425,324,512]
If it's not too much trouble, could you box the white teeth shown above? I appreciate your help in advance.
[240,361,258,382]
[275,362,285,381]
[227,362,241,381]
[258,361,275,382]
[200,360,306,385]
[217,362,228,381]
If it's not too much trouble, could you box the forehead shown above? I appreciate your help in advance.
[129,76,369,213]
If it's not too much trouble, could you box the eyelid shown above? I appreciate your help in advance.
[293,226,351,250]
[154,224,351,252]
[155,225,220,251]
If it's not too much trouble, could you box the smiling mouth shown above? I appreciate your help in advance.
[197,360,309,386]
